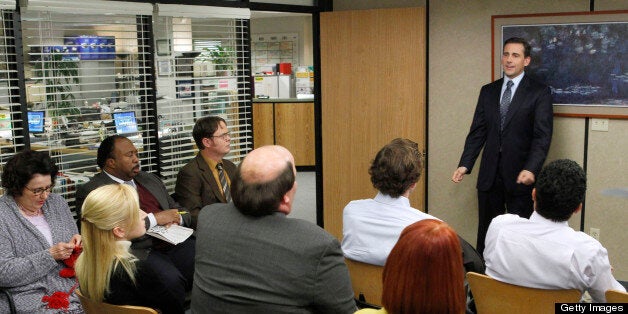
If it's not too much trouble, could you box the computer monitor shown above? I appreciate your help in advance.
[28,111,45,133]
[113,111,139,134]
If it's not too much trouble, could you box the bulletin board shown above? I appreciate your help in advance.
[251,33,299,74]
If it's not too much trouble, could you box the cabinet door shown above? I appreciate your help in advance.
[275,102,315,166]
[252,103,275,148]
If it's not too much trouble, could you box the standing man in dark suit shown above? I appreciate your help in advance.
[452,37,553,254]
[75,135,194,308]
[192,145,356,313]
[175,116,236,229]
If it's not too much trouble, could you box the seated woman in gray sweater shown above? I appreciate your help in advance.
[0,150,83,313]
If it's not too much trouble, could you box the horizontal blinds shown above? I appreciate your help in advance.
[0,7,23,190]
[157,4,250,19]
[153,10,252,192]
[0,0,14,10]
[20,2,155,212]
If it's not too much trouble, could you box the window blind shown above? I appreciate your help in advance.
[0,4,23,193]
[154,4,252,192]
[20,0,155,212]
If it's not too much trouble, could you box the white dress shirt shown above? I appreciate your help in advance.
[341,192,439,266]
[484,212,625,302]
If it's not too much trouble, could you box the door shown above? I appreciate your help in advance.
[320,7,426,239]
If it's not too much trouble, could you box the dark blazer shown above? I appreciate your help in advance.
[75,171,191,227]
[175,154,236,229]
[458,74,553,193]
[192,202,356,314]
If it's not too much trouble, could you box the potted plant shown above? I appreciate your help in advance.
[207,45,235,76]
[35,50,80,117]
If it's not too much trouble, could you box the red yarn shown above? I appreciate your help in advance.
[42,246,82,309]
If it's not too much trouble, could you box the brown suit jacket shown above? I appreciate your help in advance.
[175,153,236,229]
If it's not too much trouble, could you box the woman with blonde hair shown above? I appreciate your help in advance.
[75,184,183,313]
[357,219,466,314]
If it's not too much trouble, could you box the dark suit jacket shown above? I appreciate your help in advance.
[75,171,190,227]
[192,203,356,314]
[458,74,553,193]
[175,154,236,229]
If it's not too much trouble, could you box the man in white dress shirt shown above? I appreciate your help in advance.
[484,159,625,302]
[341,138,439,266]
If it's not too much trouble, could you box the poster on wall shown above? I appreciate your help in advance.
[493,11,628,117]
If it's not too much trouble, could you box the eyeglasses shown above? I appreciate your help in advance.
[210,132,231,141]
[25,185,54,196]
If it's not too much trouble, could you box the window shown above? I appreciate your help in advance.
[20,0,154,211]
[153,4,252,192]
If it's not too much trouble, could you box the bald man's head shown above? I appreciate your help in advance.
[232,146,297,216]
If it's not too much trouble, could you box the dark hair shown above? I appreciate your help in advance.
[193,116,226,149]
[231,161,295,216]
[1,150,58,197]
[504,37,531,58]
[382,219,465,314]
[97,135,125,169]
[535,159,586,222]
[369,138,422,198]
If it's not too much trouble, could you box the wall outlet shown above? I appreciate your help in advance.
[591,118,609,132]
[589,227,600,241]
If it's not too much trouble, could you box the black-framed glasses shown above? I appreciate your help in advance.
[25,185,54,196]
[210,132,231,140]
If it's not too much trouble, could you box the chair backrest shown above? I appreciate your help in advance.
[606,289,628,303]
[344,258,384,306]
[467,272,581,314]
[75,289,158,314]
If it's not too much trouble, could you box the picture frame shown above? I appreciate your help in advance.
[492,10,628,118]
[156,39,171,56]
[176,80,194,99]
[157,59,171,76]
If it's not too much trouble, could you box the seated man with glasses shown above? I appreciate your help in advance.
[176,116,236,229]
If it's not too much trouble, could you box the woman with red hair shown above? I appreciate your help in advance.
[357,219,466,314]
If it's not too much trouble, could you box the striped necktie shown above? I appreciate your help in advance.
[500,80,514,130]
[216,163,231,202]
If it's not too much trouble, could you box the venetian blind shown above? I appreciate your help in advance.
[0,1,23,191]
[20,0,155,212]
[153,4,252,191]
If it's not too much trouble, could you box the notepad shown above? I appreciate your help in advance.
[146,225,193,245]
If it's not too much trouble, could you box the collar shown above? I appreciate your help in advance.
[504,71,525,88]
[529,211,570,227]
[104,170,131,185]
[201,153,222,170]
[373,192,411,207]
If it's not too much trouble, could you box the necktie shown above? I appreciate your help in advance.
[216,163,231,202]
[500,80,514,130]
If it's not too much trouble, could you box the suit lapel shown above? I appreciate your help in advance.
[195,154,225,202]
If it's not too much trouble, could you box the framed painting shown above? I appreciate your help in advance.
[492,11,628,118]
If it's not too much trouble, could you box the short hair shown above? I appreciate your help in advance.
[1,150,58,197]
[504,37,531,58]
[535,159,586,222]
[231,161,295,216]
[382,219,465,314]
[75,184,140,302]
[193,116,226,149]
[97,135,125,169]
[369,138,422,198]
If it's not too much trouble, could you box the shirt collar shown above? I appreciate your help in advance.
[104,170,127,184]
[529,211,570,227]
[504,71,525,89]
[201,153,221,170]
[373,192,411,207]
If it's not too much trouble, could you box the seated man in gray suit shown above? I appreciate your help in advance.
[192,145,356,314]
[175,116,236,229]
[75,135,194,309]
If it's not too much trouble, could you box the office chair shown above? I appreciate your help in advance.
[466,272,581,314]
[606,289,628,303]
[344,258,384,308]
[75,289,158,314]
